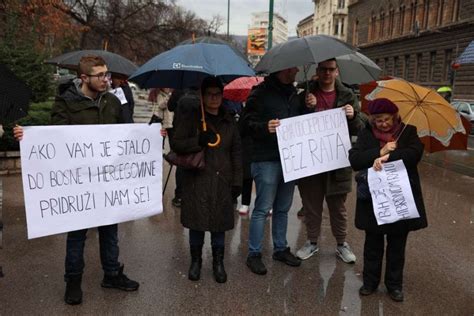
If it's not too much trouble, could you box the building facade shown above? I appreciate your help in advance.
[313,0,350,41]
[347,0,474,100]
[247,12,288,65]
[297,14,314,37]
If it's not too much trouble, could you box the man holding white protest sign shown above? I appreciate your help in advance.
[14,55,140,305]
[349,98,427,302]
[294,58,366,264]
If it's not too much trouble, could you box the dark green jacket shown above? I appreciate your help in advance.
[51,79,122,125]
[297,79,367,195]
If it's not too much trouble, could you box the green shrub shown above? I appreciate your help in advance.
[0,101,53,151]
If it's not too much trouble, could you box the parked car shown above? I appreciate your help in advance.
[451,100,474,134]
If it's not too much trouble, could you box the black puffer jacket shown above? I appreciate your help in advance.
[171,103,242,232]
[349,123,428,233]
[240,75,300,162]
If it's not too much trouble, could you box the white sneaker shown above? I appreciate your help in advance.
[296,240,319,260]
[238,205,249,215]
[336,242,356,263]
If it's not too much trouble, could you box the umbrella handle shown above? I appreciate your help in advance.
[200,94,221,147]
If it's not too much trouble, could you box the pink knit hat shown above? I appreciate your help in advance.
[367,98,399,115]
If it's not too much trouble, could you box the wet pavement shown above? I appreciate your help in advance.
[0,156,473,314]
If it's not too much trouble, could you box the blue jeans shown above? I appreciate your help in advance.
[248,161,295,255]
[189,230,225,248]
[64,224,120,280]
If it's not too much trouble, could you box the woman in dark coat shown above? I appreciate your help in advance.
[348,98,427,302]
[171,77,242,283]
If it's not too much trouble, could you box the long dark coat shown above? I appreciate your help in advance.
[171,104,242,232]
[348,123,428,234]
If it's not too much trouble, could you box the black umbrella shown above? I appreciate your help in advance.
[178,36,249,63]
[0,64,32,124]
[295,51,381,85]
[45,50,138,77]
[255,35,357,74]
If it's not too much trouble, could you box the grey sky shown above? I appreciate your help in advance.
[175,0,315,36]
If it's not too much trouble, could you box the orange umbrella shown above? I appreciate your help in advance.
[361,78,471,152]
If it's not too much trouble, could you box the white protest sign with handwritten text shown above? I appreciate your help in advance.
[368,160,419,225]
[276,108,352,182]
[20,124,163,239]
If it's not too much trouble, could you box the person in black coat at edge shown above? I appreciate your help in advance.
[348,98,428,302]
[111,75,135,123]
[170,77,242,283]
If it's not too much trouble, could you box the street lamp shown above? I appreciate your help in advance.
[227,0,230,38]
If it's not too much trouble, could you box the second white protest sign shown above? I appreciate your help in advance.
[276,108,352,182]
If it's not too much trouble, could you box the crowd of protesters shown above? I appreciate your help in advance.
[11,54,427,305]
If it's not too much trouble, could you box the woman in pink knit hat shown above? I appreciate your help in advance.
[348,98,428,302]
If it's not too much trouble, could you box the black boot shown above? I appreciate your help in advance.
[64,275,83,305]
[212,247,227,283]
[188,246,202,281]
[101,265,139,291]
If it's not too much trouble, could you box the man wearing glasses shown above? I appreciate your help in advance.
[295,58,365,264]
[14,55,139,305]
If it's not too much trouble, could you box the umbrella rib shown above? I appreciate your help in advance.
[372,84,418,101]
[418,89,460,129]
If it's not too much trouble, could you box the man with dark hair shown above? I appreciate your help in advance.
[295,58,365,263]
[14,55,139,305]
[240,67,302,275]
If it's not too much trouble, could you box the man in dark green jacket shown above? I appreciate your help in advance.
[15,56,139,305]
[54,56,139,305]
[295,58,366,264]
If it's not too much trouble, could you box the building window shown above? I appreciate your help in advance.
[416,53,422,81]
[370,14,377,41]
[394,56,400,77]
[338,0,345,9]
[399,6,406,35]
[316,27,319,34]
[411,1,418,32]
[444,49,453,81]
[404,55,410,79]
[429,51,436,81]
[341,18,345,35]
[352,19,359,45]
[437,0,444,26]
[384,58,389,75]
[452,0,460,21]
[389,8,395,37]
[423,0,430,29]
[335,20,339,35]
[379,11,385,38]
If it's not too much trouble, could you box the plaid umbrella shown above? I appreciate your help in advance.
[0,64,32,124]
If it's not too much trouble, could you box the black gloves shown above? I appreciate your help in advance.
[231,186,242,200]
[148,114,163,125]
[198,130,217,147]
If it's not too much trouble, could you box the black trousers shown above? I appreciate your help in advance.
[363,231,409,291]
[241,178,253,206]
